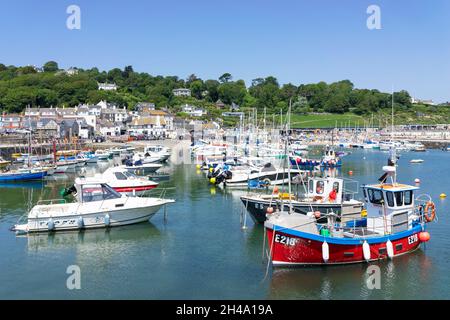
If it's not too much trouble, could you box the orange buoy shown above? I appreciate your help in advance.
[314,211,321,219]
[266,207,274,214]
[348,171,353,175]
[419,231,430,242]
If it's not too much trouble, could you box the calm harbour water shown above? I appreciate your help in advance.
[0,149,448,299]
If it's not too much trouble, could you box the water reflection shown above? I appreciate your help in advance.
[269,249,432,299]
[25,222,162,252]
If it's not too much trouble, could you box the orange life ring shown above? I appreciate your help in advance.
[424,201,436,222]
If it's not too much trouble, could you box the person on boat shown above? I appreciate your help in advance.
[328,185,337,203]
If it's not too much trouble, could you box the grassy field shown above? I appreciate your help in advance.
[271,110,450,128]
[278,113,366,128]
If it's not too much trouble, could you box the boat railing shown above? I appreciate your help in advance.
[37,199,67,205]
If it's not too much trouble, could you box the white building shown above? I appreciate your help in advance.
[182,104,206,117]
[98,82,118,91]
[128,110,174,137]
[98,120,120,137]
[172,88,191,97]
[66,68,79,76]
[411,97,435,105]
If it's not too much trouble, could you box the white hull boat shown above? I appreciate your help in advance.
[66,167,159,196]
[13,179,174,233]
[123,163,163,175]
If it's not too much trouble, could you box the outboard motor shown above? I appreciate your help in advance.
[61,184,76,197]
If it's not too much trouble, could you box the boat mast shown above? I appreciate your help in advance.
[391,86,397,184]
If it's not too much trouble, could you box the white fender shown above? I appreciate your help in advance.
[386,240,394,258]
[104,214,110,226]
[47,218,55,231]
[77,216,84,229]
[363,241,371,261]
[322,241,329,263]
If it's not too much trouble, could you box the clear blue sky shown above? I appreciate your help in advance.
[0,0,449,102]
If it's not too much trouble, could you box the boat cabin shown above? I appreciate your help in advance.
[362,183,418,235]
[74,178,123,203]
[306,177,344,204]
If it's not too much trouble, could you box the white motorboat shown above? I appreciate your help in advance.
[410,159,424,163]
[13,178,174,233]
[95,150,110,161]
[55,159,77,173]
[133,152,162,164]
[71,166,159,196]
[144,145,171,162]
[209,162,307,188]
[123,163,163,176]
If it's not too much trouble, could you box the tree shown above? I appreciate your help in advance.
[219,73,232,83]
[43,61,59,72]
[190,80,204,100]
[218,81,246,105]
[186,74,198,85]
[122,65,134,78]
[204,80,220,102]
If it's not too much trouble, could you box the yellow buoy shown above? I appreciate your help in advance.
[440,193,447,198]
[210,177,216,184]
[196,164,201,169]
[361,209,367,217]
[209,168,213,173]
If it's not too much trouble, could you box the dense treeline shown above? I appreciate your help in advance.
[0,61,419,116]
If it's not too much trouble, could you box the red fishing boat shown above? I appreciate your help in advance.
[264,156,436,266]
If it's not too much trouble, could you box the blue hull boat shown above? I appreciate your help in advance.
[0,171,47,182]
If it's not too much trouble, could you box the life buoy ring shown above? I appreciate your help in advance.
[424,201,436,222]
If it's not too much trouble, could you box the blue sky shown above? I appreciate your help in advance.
[0,0,449,102]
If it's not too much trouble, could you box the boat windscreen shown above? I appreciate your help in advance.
[81,183,122,202]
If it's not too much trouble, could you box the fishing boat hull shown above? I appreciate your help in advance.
[265,222,423,266]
